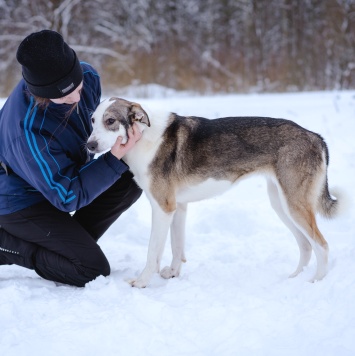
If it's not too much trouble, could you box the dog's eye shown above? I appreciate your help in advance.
[106,118,115,126]
[91,118,95,124]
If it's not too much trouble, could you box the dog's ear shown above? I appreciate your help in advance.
[130,103,151,127]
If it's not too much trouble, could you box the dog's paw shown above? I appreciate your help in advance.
[288,271,300,278]
[160,266,179,279]
[126,278,147,288]
[126,267,156,288]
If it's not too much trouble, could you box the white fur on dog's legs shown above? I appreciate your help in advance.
[129,201,174,288]
[307,241,328,282]
[161,202,187,279]
[288,233,313,278]
[285,204,329,282]
[266,179,312,278]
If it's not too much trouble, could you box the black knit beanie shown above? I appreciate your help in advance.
[16,30,83,99]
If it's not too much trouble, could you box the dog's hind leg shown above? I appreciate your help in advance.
[280,173,329,282]
[286,203,329,282]
[129,199,174,288]
[161,202,187,279]
[267,179,312,278]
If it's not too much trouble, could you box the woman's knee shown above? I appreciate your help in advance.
[83,249,110,280]
[70,256,110,287]
[128,181,142,205]
[34,246,111,287]
[95,253,110,277]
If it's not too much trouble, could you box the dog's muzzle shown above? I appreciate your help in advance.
[86,140,98,153]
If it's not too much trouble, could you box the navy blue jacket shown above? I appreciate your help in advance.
[0,62,128,215]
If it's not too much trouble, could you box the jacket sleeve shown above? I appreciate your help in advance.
[8,135,129,212]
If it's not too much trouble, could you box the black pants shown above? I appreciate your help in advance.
[0,170,142,287]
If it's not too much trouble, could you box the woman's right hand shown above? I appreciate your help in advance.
[110,123,142,159]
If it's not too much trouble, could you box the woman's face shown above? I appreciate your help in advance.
[50,81,83,105]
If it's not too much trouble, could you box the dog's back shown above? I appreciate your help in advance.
[149,114,333,213]
[152,114,327,177]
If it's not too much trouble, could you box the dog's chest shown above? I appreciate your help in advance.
[124,138,161,188]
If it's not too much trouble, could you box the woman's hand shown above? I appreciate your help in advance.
[110,123,142,160]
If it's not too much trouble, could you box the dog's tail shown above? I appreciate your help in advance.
[318,183,340,219]
[317,154,349,219]
[317,139,350,219]
[319,182,351,219]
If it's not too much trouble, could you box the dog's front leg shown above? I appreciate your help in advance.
[161,202,187,279]
[129,202,174,288]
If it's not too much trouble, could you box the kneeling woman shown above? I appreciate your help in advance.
[0,30,142,287]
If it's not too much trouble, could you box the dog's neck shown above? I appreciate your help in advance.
[139,106,170,143]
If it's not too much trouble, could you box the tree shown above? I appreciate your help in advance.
[1,0,355,97]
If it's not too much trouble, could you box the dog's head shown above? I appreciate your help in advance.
[86,97,150,154]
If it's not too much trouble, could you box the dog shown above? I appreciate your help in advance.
[86,97,340,288]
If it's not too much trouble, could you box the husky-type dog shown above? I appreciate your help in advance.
[87,97,339,288]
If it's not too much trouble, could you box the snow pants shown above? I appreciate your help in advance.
[0,170,142,287]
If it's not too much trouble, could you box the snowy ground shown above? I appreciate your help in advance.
[1,90,354,356]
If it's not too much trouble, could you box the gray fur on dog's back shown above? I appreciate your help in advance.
[156,114,327,176]
[150,114,335,217]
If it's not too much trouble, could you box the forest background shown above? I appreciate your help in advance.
[1,0,355,97]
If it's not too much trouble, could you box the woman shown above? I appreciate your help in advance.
[0,30,142,287]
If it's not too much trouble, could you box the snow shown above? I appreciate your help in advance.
[1,90,355,356]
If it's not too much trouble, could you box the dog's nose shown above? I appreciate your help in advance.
[86,140,98,152]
